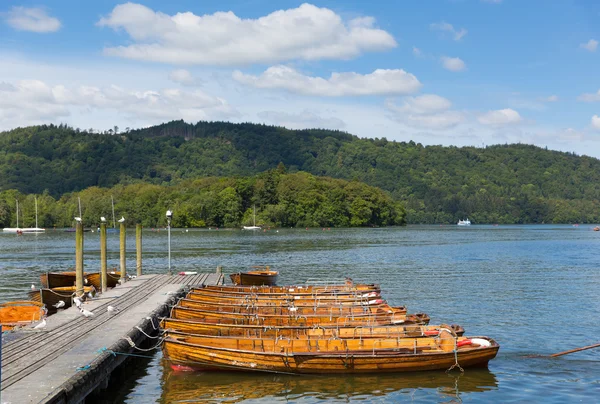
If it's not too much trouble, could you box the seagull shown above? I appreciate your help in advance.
[107,305,119,313]
[31,284,36,291]
[100,216,106,222]
[73,296,83,308]
[33,317,47,329]
[74,217,82,222]
[79,308,94,318]
[118,216,125,223]
[53,300,65,309]
[86,290,94,300]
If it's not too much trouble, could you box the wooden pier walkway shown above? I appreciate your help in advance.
[1,272,222,404]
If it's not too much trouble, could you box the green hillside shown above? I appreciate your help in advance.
[1,121,599,224]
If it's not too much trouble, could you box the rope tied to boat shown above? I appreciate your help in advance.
[135,325,161,339]
[121,335,165,351]
[446,336,464,373]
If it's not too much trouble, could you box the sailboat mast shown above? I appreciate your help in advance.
[78,197,82,220]
[16,199,19,228]
[253,205,256,227]
[35,197,38,229]
[111,195,116,229]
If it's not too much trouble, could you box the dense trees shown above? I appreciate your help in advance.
[0,171,405,228]
[1,121,599,224]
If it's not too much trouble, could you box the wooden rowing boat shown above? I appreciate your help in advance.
[28,286,96,314]
[177,298,398,316]
[86,270,120,289]
[162,330,499,373]
[230,269,279,286]
[41,270,119,289]
[0,301,46,330]
[185,290,382,305]
[189,287,380,299]
[198,282,380,295]
[161,317,464,338]
[170,305,429,326]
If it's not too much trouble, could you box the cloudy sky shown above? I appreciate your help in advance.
[1,0,600,156]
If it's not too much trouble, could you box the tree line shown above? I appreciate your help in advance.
[0,170,405,228]
[1,122,600,224]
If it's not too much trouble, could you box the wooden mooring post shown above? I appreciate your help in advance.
[75,221,84,297]
[120,221,126,281]
[100,222,107,293]
[136,224,142,276]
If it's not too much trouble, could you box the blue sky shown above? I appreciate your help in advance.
[1,0,600,156]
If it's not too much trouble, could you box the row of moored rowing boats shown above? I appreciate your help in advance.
[160,280,499,374]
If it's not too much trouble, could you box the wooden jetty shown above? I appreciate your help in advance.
[1,272,222,404]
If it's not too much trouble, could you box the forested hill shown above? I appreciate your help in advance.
[2,121,600,224]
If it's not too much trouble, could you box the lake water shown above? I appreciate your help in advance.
[1,225,599,403]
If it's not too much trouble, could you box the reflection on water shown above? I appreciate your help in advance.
[160,360,498,403]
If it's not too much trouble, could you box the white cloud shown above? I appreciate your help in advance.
[542,95,559,102]
[97,3,396,65]
[168,69,200,86]
[258,109,345,130]
[592,115,600,130]
[441,56,466,72]
[386,94,464,129]
[4,6,61,33]
[478,108,522,125]
[0,79,238,126]
[580,39,598,52]
[412,47,422,57]
[578,89,600,102]
[430,22,467,41]
[233,65,422,96]
[388,94,452,115]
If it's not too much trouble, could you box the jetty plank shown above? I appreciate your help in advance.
[0,273,222,404]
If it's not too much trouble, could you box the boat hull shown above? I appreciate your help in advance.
[230,271,279,286]
[163,335,499,374]
[0,301,46,330]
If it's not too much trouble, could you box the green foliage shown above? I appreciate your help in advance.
[1,122,600,223]
[0,172,404,228]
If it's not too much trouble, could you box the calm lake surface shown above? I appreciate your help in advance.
[1,225,599,403]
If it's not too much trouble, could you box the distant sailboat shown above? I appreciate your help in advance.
[457,218,471,226]
[242,205,261,231]
[107,195,119,233]
[22,197,45,233]
[3,200,22,233]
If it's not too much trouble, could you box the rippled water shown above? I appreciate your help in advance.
[1,225,599,402]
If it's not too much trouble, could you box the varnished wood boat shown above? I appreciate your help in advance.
[177,298,397,316]
[86,270,120,289]
[170,305,429,326]
[161,317,464,338]
[162,330,499,374]
[230,269,279,286]
[186,290,382,305]
[41,270,120,289]
[189,287,380,300]
[198,282,380,295]
[28,286,96,314]
[0,301,46,330]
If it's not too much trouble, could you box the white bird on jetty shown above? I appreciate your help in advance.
[79,308,94,318]
[118,216,125,223]
[31,284,36,291]
[100,216,106,222]
[53,300,65,309]
[73,296,83,308]
[74,217,82,222]
[33,317,47,329]
[86,290,94,300]
[107,305,119,313]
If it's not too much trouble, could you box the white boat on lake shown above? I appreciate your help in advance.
[457,218,471,226]
[242,205,261,231]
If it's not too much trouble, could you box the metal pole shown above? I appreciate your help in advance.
[120,221,126,281]
[167,218,171,275]
[136,224,142,276]
[100,222,107,293]
[75,221,84,297]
